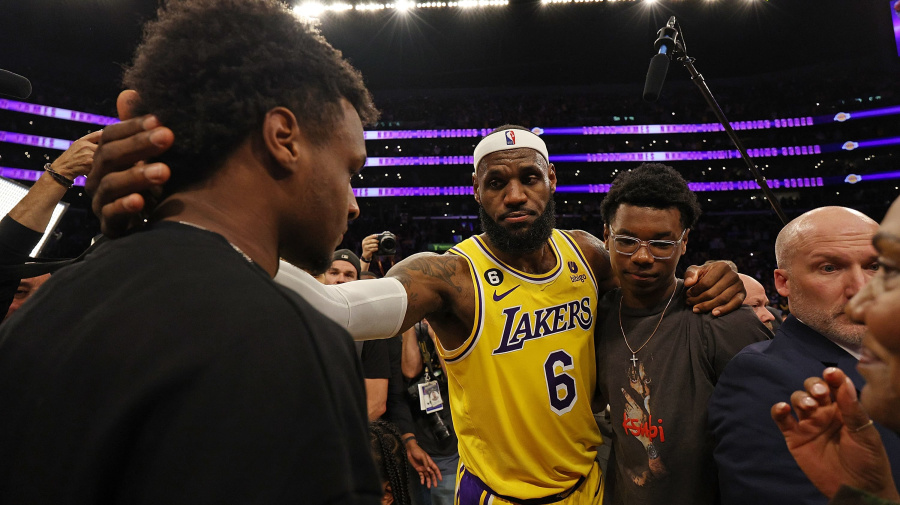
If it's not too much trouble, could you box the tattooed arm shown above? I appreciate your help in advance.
[387,252,476,350]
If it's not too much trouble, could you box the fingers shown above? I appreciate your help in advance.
[687,282,745,317]
[94,163,170,237]
[99,194,145,239]
[88,115,173,195]
[81,129,104,143]
[771,401,798,434]
[428,458,442,482]
[795,368,871,432]
[417,461,439,487]
[802,375,835,408]
[116,90,141,121]
[408,447,442,487]
[789,389,825,421]
[683,262,745,316]
[826,368,873,433]
[622,388,639,411]
[821,366,849,388]
[683,265,700,288]
[93,162,169,215]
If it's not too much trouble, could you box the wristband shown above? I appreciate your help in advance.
[361,256,372,263]
[44,163,74,189]
[402,436,417,445]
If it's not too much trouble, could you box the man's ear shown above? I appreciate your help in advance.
[548,162,557,193]
[602,224,611,246]
[261,107,305,175]
[472,171,481,205]
[681,229,689,254]
[774,269,790,297]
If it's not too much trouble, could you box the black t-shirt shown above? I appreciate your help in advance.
[360,338,392,380]
[595,280,770,505]
[384,335,416,435]
[0,222,381,504]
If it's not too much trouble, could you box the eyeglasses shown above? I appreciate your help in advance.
[609,229,686,259]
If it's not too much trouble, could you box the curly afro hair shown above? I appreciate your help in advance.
[600,163,701,230]
[124,0,378,193]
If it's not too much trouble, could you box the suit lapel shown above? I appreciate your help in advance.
[779,316,864,390]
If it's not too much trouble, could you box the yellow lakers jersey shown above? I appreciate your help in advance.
[439,229,603,499]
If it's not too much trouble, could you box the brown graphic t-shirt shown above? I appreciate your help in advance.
[595,280,770,505]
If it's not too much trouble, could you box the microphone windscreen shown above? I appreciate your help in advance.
[642,54,670,103]
[0,69,32,99]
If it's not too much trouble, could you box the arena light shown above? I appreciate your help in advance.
[292,0,503,10]
[294,2,326,16]
[0,166,889,199]
[542,0,621,4]
[455,0,507,8]
[0,176,67,256]
[7,98,897,133]
[346,176,830,198]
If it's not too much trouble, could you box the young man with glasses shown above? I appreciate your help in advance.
[595,163,770,505]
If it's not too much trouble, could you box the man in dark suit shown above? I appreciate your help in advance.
[708,206,900,505]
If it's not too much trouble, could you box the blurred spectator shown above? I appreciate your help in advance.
[3,273,50,321]
[739,273,778,332]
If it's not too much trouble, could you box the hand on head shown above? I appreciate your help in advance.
[88,90,174,237]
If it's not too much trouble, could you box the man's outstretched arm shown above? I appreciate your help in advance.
[386,252,468,337]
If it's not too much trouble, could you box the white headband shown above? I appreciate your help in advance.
[473,129,549,170]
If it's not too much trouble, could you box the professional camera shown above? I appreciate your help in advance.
[407,379,451,440]
[375,231,397,256]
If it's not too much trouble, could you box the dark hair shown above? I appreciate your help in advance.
[489,124,529,135]
[600,163,701,229]
[369,420,411,505]
[124,0,378,193]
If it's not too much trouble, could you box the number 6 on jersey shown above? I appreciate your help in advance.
[544,350,577,415]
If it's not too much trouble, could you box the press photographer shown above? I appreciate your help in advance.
[360,231,398,275]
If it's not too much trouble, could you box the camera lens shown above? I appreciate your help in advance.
[377,232,397,256]
[431,412,451,440]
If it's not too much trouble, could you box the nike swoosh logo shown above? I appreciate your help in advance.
[492,285,520,302]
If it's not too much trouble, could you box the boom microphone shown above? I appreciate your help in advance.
[642,16,678,102]
[0,69,32,99]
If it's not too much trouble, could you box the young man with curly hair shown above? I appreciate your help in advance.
[0,1,381,503]
[594,163,770,505]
